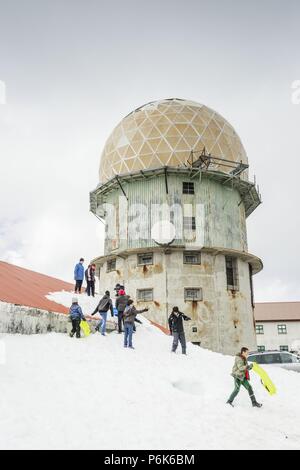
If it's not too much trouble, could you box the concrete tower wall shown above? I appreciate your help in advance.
[96,250,256,355]
[102,174,248,255]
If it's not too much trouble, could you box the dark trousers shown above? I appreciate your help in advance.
[172,331,186,354]
[86,280,95,296]
[118,312,124,333]
[75,280,83,293]
[71,319,81,338]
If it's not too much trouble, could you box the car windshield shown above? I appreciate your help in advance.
[280,353,298,363]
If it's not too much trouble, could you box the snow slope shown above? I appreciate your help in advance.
[0,292,300,450]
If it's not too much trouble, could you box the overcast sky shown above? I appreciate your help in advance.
[0,0,300,302]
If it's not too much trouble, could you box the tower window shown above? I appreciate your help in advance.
[138,253,153,265]
[184,288,202,301]
[226,256,239,291]
[278,324,287,335]
[183,182,195,194]
[257,346,265,352]
[183,217,196,231]
[107,259,116,272]
[183,251,201,264]
[256,325,264,335]
[137,288,153,301]
[280,346,289,352]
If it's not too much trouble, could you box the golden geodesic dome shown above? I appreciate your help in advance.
[99,98,247,183]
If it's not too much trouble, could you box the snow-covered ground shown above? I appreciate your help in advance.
[0,291,300,450]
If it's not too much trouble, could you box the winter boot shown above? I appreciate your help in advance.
[69,332,74,338]
[226,400,234,407]
[250,395,262,408]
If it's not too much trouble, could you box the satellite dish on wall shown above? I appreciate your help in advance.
[151,220,176,246]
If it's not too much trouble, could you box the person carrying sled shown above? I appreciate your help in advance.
[227,347,262,408]
[69,297,86,338]
[123,299,148,349]
[168,307,191,355]
[115,288,130,334]
[74,258,85,294]
[85,263,96,297]
[91,290,114,336]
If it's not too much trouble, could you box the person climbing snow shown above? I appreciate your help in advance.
[85,263,96,297]
[168,307,191,355]
[115,288,130,333]
[123,299,148,349]
[74,258,85,294]
[91,290,114,336]
[69,297,86,338]
[227,347,262,408]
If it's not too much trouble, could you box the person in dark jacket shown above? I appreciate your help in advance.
[227,347,262,408]
[91,290,114,336]
[85,264,96,297]
[123,299,148,349]
[69,297,86,338]
[168,307,191,355]
[74,258,85,293]
[115,289,130,333]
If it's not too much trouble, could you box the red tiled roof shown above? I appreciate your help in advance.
[150,320,169,335]
[255,302,300,322]
[0,261,74,314]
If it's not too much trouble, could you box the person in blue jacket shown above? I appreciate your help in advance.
[69,297,86,338]
[74,258,85,293]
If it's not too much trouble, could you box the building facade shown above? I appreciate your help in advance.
[255,302,300,352]
[90,98,263,354]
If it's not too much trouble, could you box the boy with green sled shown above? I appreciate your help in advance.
[227,347,262,408]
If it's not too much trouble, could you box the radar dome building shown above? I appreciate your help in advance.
[90,98,263,354]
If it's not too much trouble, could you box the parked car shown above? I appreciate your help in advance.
[248,351,300,373]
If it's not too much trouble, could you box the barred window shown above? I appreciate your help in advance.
[226,256,239,291]
[106,259,116,272]
[256,325,264,335]
[278,324,287,335]
[137,253,153,265]
[183,216,196,231]
[280,345,289,352]
[137,288,153,302]
[184,288,202,301]
[183,182,195,194]
[183,251,201,264]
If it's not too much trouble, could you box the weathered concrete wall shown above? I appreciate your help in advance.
[0,302,117,335]
[98,251,257,355]
[0,301,69,334]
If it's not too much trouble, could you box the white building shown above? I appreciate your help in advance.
[255,302,300,352]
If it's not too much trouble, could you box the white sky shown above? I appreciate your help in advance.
[0,0,300,301]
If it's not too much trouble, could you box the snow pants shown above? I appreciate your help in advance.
[172,331,186,354]
[228,378,254,404]
[71,319,81,338]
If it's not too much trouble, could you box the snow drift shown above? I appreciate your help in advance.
[0,291,300,450]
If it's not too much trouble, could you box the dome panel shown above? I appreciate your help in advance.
[99,98,248,183]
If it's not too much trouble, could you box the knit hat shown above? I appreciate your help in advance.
[72,297,78,303]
